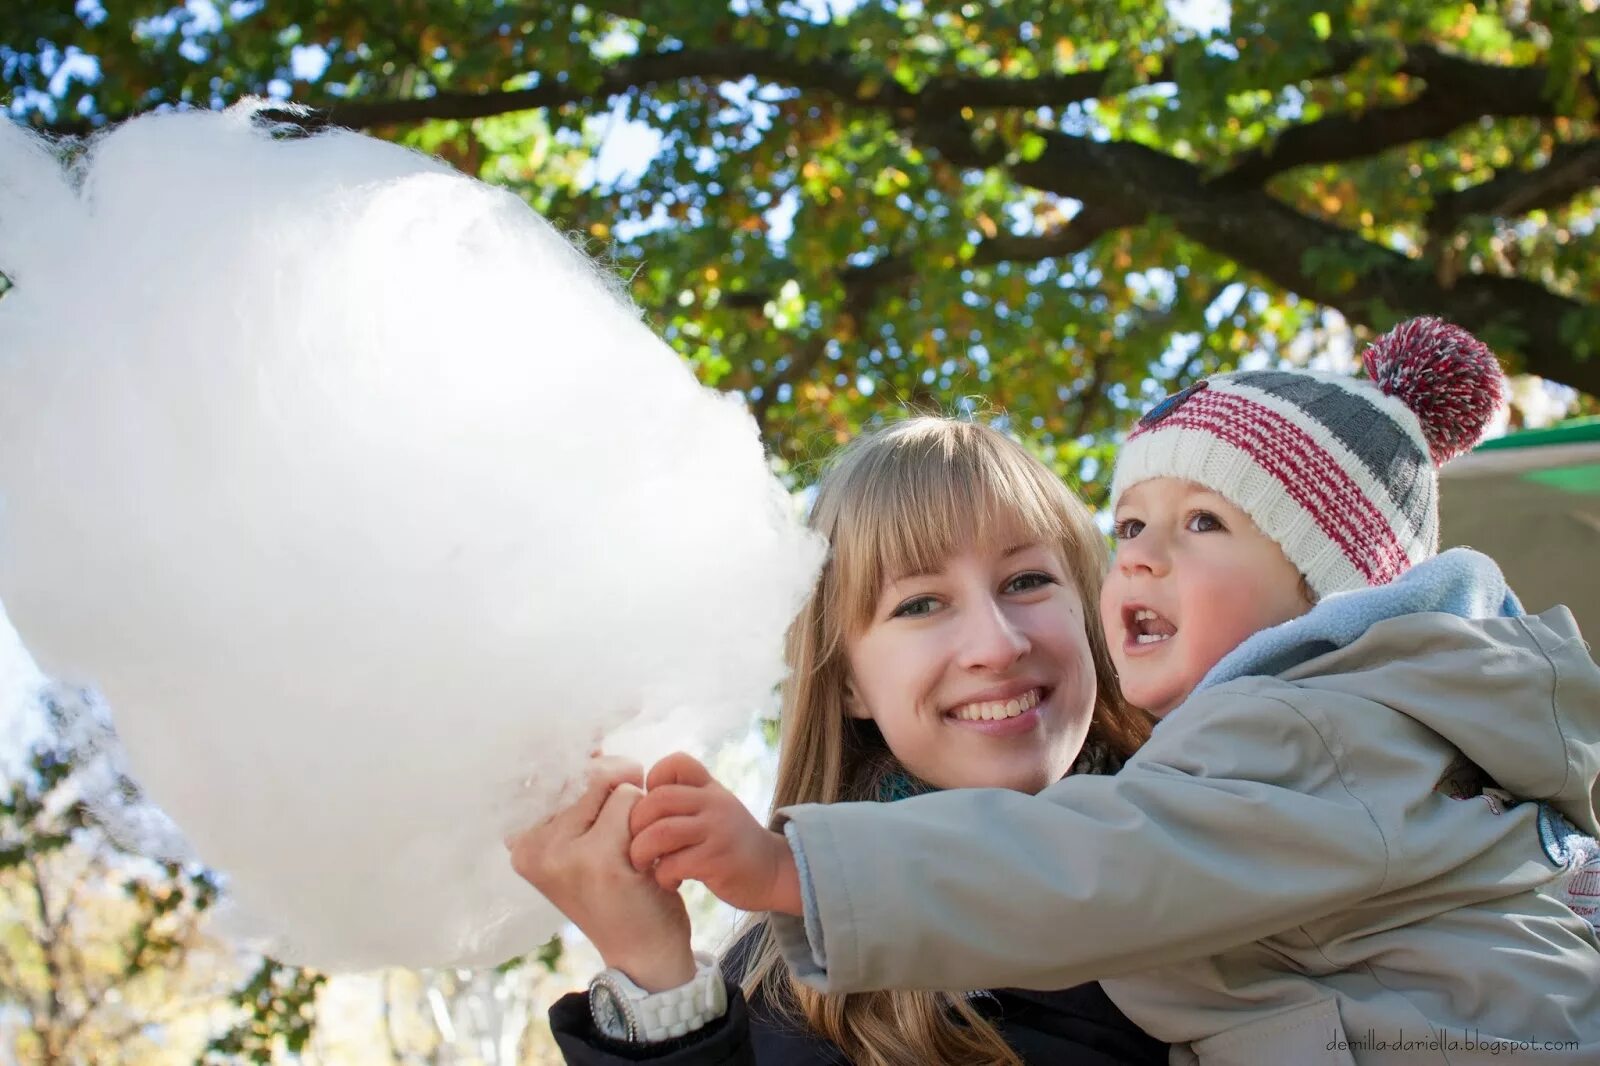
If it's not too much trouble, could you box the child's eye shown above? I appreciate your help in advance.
[1112,518,1144,540]
[1004,571,1057,594]
[1186,511,1225,533]
[890,595,939,619]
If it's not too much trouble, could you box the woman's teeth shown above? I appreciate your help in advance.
[952,688,1041,721]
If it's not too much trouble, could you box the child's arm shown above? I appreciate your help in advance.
[644,684,1394,996]
[768,684,1394,994]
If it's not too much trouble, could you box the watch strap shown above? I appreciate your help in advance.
[589,952,728,1044]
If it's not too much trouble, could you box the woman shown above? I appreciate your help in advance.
[509,417,1163,1065]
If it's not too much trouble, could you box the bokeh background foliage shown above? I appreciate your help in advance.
[4,0,1599,1060]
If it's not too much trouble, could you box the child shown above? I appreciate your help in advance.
[629,318,1600,1063]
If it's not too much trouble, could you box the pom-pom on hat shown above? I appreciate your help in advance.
[1108,316,1506,599]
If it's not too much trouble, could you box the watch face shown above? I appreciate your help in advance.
[590,983,632,1041]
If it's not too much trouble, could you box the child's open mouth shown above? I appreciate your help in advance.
[1124,606,1176,650]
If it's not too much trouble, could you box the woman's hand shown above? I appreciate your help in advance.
[506,757,696,991]
[629,752,803,917]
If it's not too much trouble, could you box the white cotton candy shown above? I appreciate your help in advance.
[0,104,825,971]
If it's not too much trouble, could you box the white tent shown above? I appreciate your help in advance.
[1439,417,1600,637]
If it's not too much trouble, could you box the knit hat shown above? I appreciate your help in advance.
[1108,317,1506,599]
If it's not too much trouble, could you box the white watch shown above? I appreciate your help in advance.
[588,952,728,1043]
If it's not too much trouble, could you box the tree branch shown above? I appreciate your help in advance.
[1214,45,1574,188]
[52,870,96,1058]
[32,31,1571,211]
[36,46,1125,138]
[35,35,1569,220]
[1064,346,1113,440]
[1429,139,1600,233]
[256,34,1376,135]
[726,204,1129,325]
[23,856,64,1062]
[975,207,1136,263]
[977,126,1600,394]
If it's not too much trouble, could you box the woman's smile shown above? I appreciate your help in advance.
[945,684,1052,737]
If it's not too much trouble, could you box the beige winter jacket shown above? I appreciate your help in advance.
[773,606,1600,1065]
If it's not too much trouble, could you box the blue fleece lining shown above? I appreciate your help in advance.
[1190,548,1522,700]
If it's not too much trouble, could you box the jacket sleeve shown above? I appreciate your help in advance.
[771,682,1393,995]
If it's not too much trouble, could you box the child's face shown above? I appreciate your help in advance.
[844,537,1098,795]
[1100,478,1311,717]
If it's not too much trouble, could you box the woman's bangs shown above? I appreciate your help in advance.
[835,430,1069,628]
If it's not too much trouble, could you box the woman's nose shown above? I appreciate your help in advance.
[959,598,1031,669]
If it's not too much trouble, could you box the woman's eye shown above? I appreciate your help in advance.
[1005,571,1057,594]
[1112,518,1144,540]
[1186,511,1224,533]
[890,595,938,619]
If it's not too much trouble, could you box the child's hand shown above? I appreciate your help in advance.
[629,752,803,917]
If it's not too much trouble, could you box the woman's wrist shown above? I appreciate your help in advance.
[602,942,698,993]
[587,951,728,1045]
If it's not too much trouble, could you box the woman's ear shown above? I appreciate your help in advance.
[842,678,873,720]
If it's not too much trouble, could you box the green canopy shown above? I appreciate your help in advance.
[1439,416,1600,636]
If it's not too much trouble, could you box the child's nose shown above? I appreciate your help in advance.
[1116,530,1171,576]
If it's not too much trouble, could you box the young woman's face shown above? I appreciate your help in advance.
[843,536,1098,794]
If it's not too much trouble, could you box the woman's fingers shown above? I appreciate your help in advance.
[504,756,644,850]
[645,751,712,791]
[629,814,706,872]
[587,756,647,795]
[510,782,648,890]
[592,782,644,846]
[559,757,646,833]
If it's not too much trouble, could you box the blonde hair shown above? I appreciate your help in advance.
[738,417,1150,1066]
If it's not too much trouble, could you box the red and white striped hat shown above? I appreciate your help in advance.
[1109,317,1507,599]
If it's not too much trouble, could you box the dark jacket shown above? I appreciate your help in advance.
[549,930,1167,1065]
